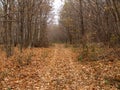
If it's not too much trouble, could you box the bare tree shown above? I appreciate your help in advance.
[0,0,52,56]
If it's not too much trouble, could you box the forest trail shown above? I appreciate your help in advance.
[38,44,81,90]
[1,44,119,90]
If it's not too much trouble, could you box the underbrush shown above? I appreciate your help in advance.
[64,43,72,48]
[74,44,120,62]
[16,52,33,67]
[72,43,120,89]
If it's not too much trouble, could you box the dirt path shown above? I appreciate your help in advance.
[38,44,81,90]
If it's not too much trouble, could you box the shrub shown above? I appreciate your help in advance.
[78,55,83,61]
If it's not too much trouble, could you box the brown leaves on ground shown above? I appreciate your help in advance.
[0,44,120,90]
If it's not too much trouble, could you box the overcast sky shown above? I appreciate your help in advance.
[53,0,64,24]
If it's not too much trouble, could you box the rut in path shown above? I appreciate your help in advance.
[38,44,82,90]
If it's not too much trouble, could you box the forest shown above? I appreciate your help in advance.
[0,0,120,89]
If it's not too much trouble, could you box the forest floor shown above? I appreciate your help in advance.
[0,44,120,90]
